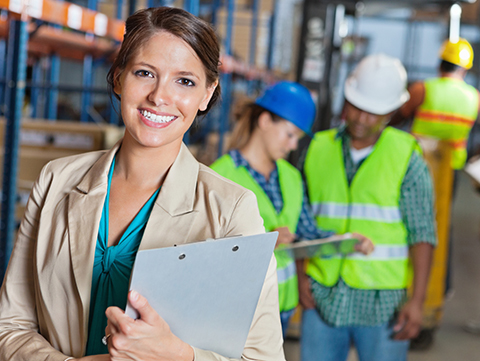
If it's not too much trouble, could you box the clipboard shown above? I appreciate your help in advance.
[125,232,278,359]
[279,233,359,259]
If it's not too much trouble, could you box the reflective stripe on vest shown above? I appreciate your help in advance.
[311,202,402,223]
[347,245,409,260]
[210,154,303,311]
[412,77,479,169]
[304,127,416,289]
[322,244,409,261]
[276,256,297,282]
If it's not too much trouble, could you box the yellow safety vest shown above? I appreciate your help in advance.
[304,127,417,289]
[211,154,303,311]
[412,77,478,169]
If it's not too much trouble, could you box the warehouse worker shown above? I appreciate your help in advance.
[396,37,480,312]
[298,54,436,361]
[397,38,480,170]
[211,81,374,337]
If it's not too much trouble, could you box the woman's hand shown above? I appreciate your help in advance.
[351,233,375,255]
[105,290,194,361]
[274,226,296,248]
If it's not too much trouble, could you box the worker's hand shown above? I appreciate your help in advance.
[297,261,315,310]
[274,226,296,248]
[392,299,423,340]
[352,233,375,255]
[105,290,194,361]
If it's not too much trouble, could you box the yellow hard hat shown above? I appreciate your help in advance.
[439,38,474,69]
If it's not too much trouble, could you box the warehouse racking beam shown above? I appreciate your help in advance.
[210,0,220,26]
[266,0,276,71]
[217,0,235,158]
[0,18,28,278]
[0,39,5,116]
[46,54,60,119]
[81,0,99,123]
[0,0,125,278]
[0,0,125,41]
[81,53,93,122]
[185,0,199,17]
[247,0,259,96]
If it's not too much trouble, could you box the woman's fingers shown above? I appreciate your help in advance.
[275,227,296,246]
[105,306,135,336]
[352,233,375,255]
[127,290,162,326]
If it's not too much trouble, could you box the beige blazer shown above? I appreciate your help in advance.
[0,142,285,361]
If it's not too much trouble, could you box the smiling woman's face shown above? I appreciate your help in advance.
[114,31,217,150]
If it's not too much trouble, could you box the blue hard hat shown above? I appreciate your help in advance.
[255,81,316,135]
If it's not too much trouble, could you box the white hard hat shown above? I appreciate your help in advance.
[344,53,410,115]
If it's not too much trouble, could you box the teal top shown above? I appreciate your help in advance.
[85,157,160,355]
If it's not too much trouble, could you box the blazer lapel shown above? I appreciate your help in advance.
[67,141,120,343]
[140,143,199,250]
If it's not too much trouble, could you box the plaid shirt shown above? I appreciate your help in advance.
[229,149,335,240]
[304,126,437,327]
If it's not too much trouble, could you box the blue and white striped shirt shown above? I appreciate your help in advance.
[229,149,335,240]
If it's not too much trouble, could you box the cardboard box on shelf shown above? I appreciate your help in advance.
[189,132,232,166]
[259,0,274,13]
[216,9,271,68]
[0,118,124,154]
[413,2,479,24]
[461,1,480,24]
[0,118,124,220]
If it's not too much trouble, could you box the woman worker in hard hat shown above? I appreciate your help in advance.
[210,81,374,337]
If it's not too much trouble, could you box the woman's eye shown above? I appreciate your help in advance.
[178,78,195,87]
[135,70,153,78]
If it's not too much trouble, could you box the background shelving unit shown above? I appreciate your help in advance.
[0,0,291,280]
[0,0,127,279]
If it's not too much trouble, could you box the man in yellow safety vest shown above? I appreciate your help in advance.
[396,39,480,335]
[398,38,480,170]
[298,54,436,361]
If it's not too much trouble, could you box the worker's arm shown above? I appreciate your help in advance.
[390,82,426,126]
[393,151,436,340]
[393,242,434,340]
[477,89,480,115]
[296,259,316,309]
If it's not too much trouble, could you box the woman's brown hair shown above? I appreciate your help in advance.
[229,100,279,150]
[107,7,221,115]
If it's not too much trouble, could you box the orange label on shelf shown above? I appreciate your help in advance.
[1,0,125,42]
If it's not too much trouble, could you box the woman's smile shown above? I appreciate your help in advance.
[139,108,178,128]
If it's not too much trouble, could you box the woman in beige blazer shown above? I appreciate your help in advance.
[0,7,284,361]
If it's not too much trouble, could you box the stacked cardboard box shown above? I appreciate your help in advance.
[215,8,272,69]
[0,118,124,220]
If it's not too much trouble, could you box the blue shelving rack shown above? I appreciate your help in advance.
[0,18,28,278]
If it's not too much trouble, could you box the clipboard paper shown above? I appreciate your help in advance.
[125,232,278,359]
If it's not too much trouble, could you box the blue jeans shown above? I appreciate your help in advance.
[301,308,410,361]
[280,309,296,339]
